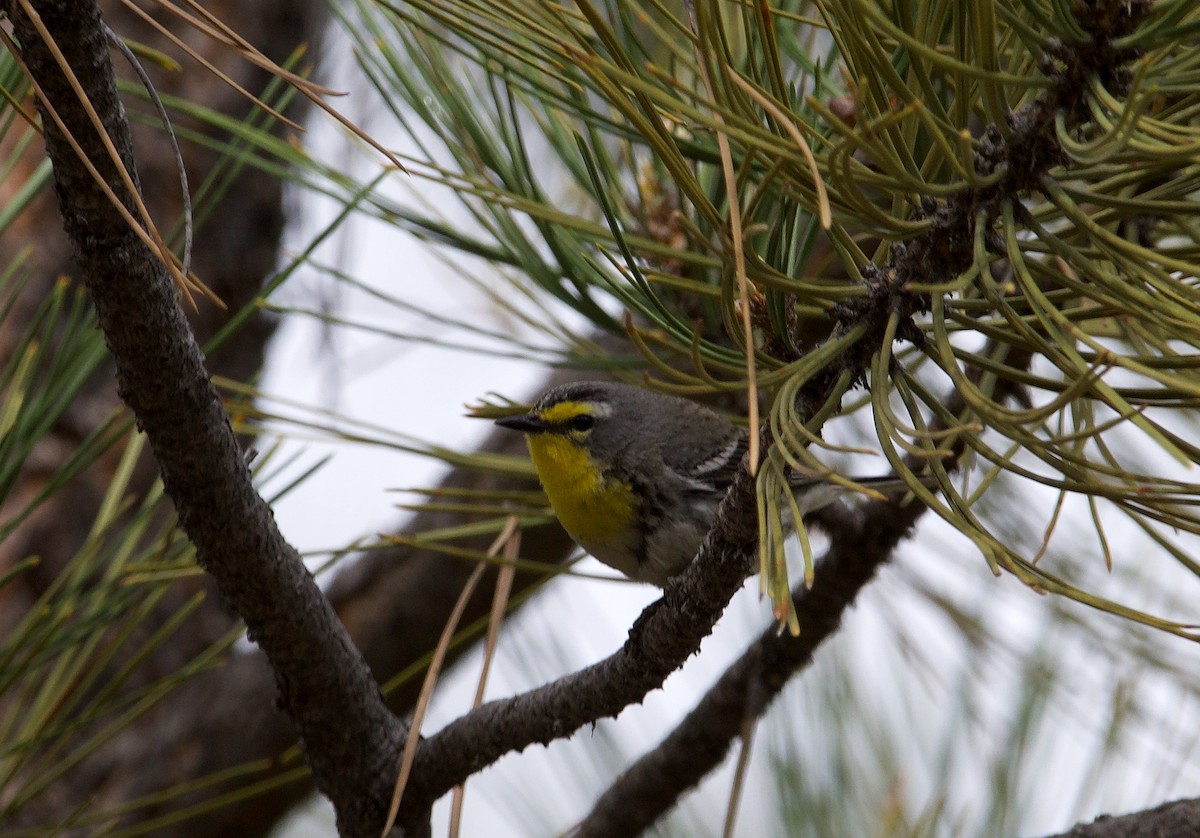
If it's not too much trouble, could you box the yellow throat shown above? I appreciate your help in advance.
[526,432,636,551]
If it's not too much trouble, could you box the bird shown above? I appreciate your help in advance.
[495,380,923,586]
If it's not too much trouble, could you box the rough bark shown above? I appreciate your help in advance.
[1043,799,1200,838]
[0,1,329,830]
[3,0,410,833]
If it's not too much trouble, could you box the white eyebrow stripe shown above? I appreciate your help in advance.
[690,436,742,476]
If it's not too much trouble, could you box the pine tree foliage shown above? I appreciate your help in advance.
[352,0,1200,631]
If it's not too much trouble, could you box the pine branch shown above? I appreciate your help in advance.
[1,1,405,834]
[12,419,575,837]
[395,455,763,831]
[574,328,1029,833]
[577,491,927,836]
[394,188,936,834]
[560,0,1159,800]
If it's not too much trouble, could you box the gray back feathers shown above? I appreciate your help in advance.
[536,381,748,491]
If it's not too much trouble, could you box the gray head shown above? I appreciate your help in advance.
[495,380,744,476]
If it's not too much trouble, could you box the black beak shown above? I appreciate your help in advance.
[495,413,547,434]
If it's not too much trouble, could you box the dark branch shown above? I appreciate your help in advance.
[577,494,927,836]
[1041,798,1200,838]
[395,459,763,829]
[3,2,404,834]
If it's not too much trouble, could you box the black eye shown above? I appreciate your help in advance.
[569,414,595,432]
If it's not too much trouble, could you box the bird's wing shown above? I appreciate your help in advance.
[677,431,749,495]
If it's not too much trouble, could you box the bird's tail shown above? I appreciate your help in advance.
[785,472,939,515]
